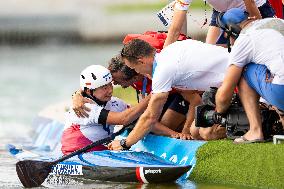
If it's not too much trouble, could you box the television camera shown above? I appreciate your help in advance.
[195,88,283,139]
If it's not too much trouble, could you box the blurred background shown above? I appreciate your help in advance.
[0,0,210,142]
[0,0,211,188]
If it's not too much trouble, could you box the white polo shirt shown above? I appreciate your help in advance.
[242,18,284,36]
[175,0,266,12]
[229,20,284,85]
[151,39,229,93]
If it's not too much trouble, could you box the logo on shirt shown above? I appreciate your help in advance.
[179,101,186,107]
[111,101,119,107]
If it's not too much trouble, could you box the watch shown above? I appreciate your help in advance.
[120,139,131,150]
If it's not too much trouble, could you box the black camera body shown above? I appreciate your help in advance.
[195,88,283,139]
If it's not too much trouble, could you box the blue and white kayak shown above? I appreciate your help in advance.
[51,150,192,183]
[7,115,206,183]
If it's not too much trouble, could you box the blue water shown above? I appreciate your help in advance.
[0,43,248,189]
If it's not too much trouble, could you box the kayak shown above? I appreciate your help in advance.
[51,151,192,183]
[7,114,206,184]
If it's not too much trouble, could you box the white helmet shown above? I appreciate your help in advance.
[80,65,112,90]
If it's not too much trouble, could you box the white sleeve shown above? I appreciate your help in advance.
[229,34,254,68]
[174,0,192,11]
[106,97,129,112]
[151,65,175,94]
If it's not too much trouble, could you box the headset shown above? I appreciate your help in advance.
[216,12,243,52]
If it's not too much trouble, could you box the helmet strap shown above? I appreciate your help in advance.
[82,88,107,106]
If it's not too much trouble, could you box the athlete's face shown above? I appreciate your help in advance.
[93,83,113,102]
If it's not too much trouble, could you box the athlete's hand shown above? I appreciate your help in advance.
[107,140,123,151]
[171,133,192,140]
[72,90,93,118]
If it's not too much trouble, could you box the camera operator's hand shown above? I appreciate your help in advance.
[171,133,192,140]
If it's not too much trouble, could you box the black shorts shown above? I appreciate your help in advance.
[161,93,189,117]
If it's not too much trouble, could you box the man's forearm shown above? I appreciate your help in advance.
[215,87,233,113]
[120,95,150,125]
[125,112,155,146]
[151,122,177,136]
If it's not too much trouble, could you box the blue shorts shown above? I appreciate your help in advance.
[213,0,275,44]
[243,63,284,111]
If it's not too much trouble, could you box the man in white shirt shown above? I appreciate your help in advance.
[108,38,229,150]
[215,8,284,144]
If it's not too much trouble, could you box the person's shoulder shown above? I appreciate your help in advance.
[107,97,129,110]
[243,18,284,34]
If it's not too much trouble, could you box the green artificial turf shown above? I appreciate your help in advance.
[190,139,284,189]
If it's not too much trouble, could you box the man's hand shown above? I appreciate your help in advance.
[171,132,192,140]
[72,90,93,118]
[107,140,123,151]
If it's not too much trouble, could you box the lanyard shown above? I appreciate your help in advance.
[152,59,157,77]
[141,77,148,98]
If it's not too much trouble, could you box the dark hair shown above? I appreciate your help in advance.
[108,55,138,80]
[120,39,155,64]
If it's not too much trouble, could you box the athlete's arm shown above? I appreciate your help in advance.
[105,94,151,126]
[215,65,243,113]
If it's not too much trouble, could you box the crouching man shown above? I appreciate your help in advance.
[108,38,231,151]
[215,8,284,143]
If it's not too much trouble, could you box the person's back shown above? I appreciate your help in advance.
[153,39,229,92]
[231,26,284,85]
[242,17,284,35]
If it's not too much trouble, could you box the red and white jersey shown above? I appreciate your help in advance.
[64,97,129,141]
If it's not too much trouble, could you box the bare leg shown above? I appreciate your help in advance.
[205,26,221,44]
[237,77,263,141]
[160,109,186,131]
